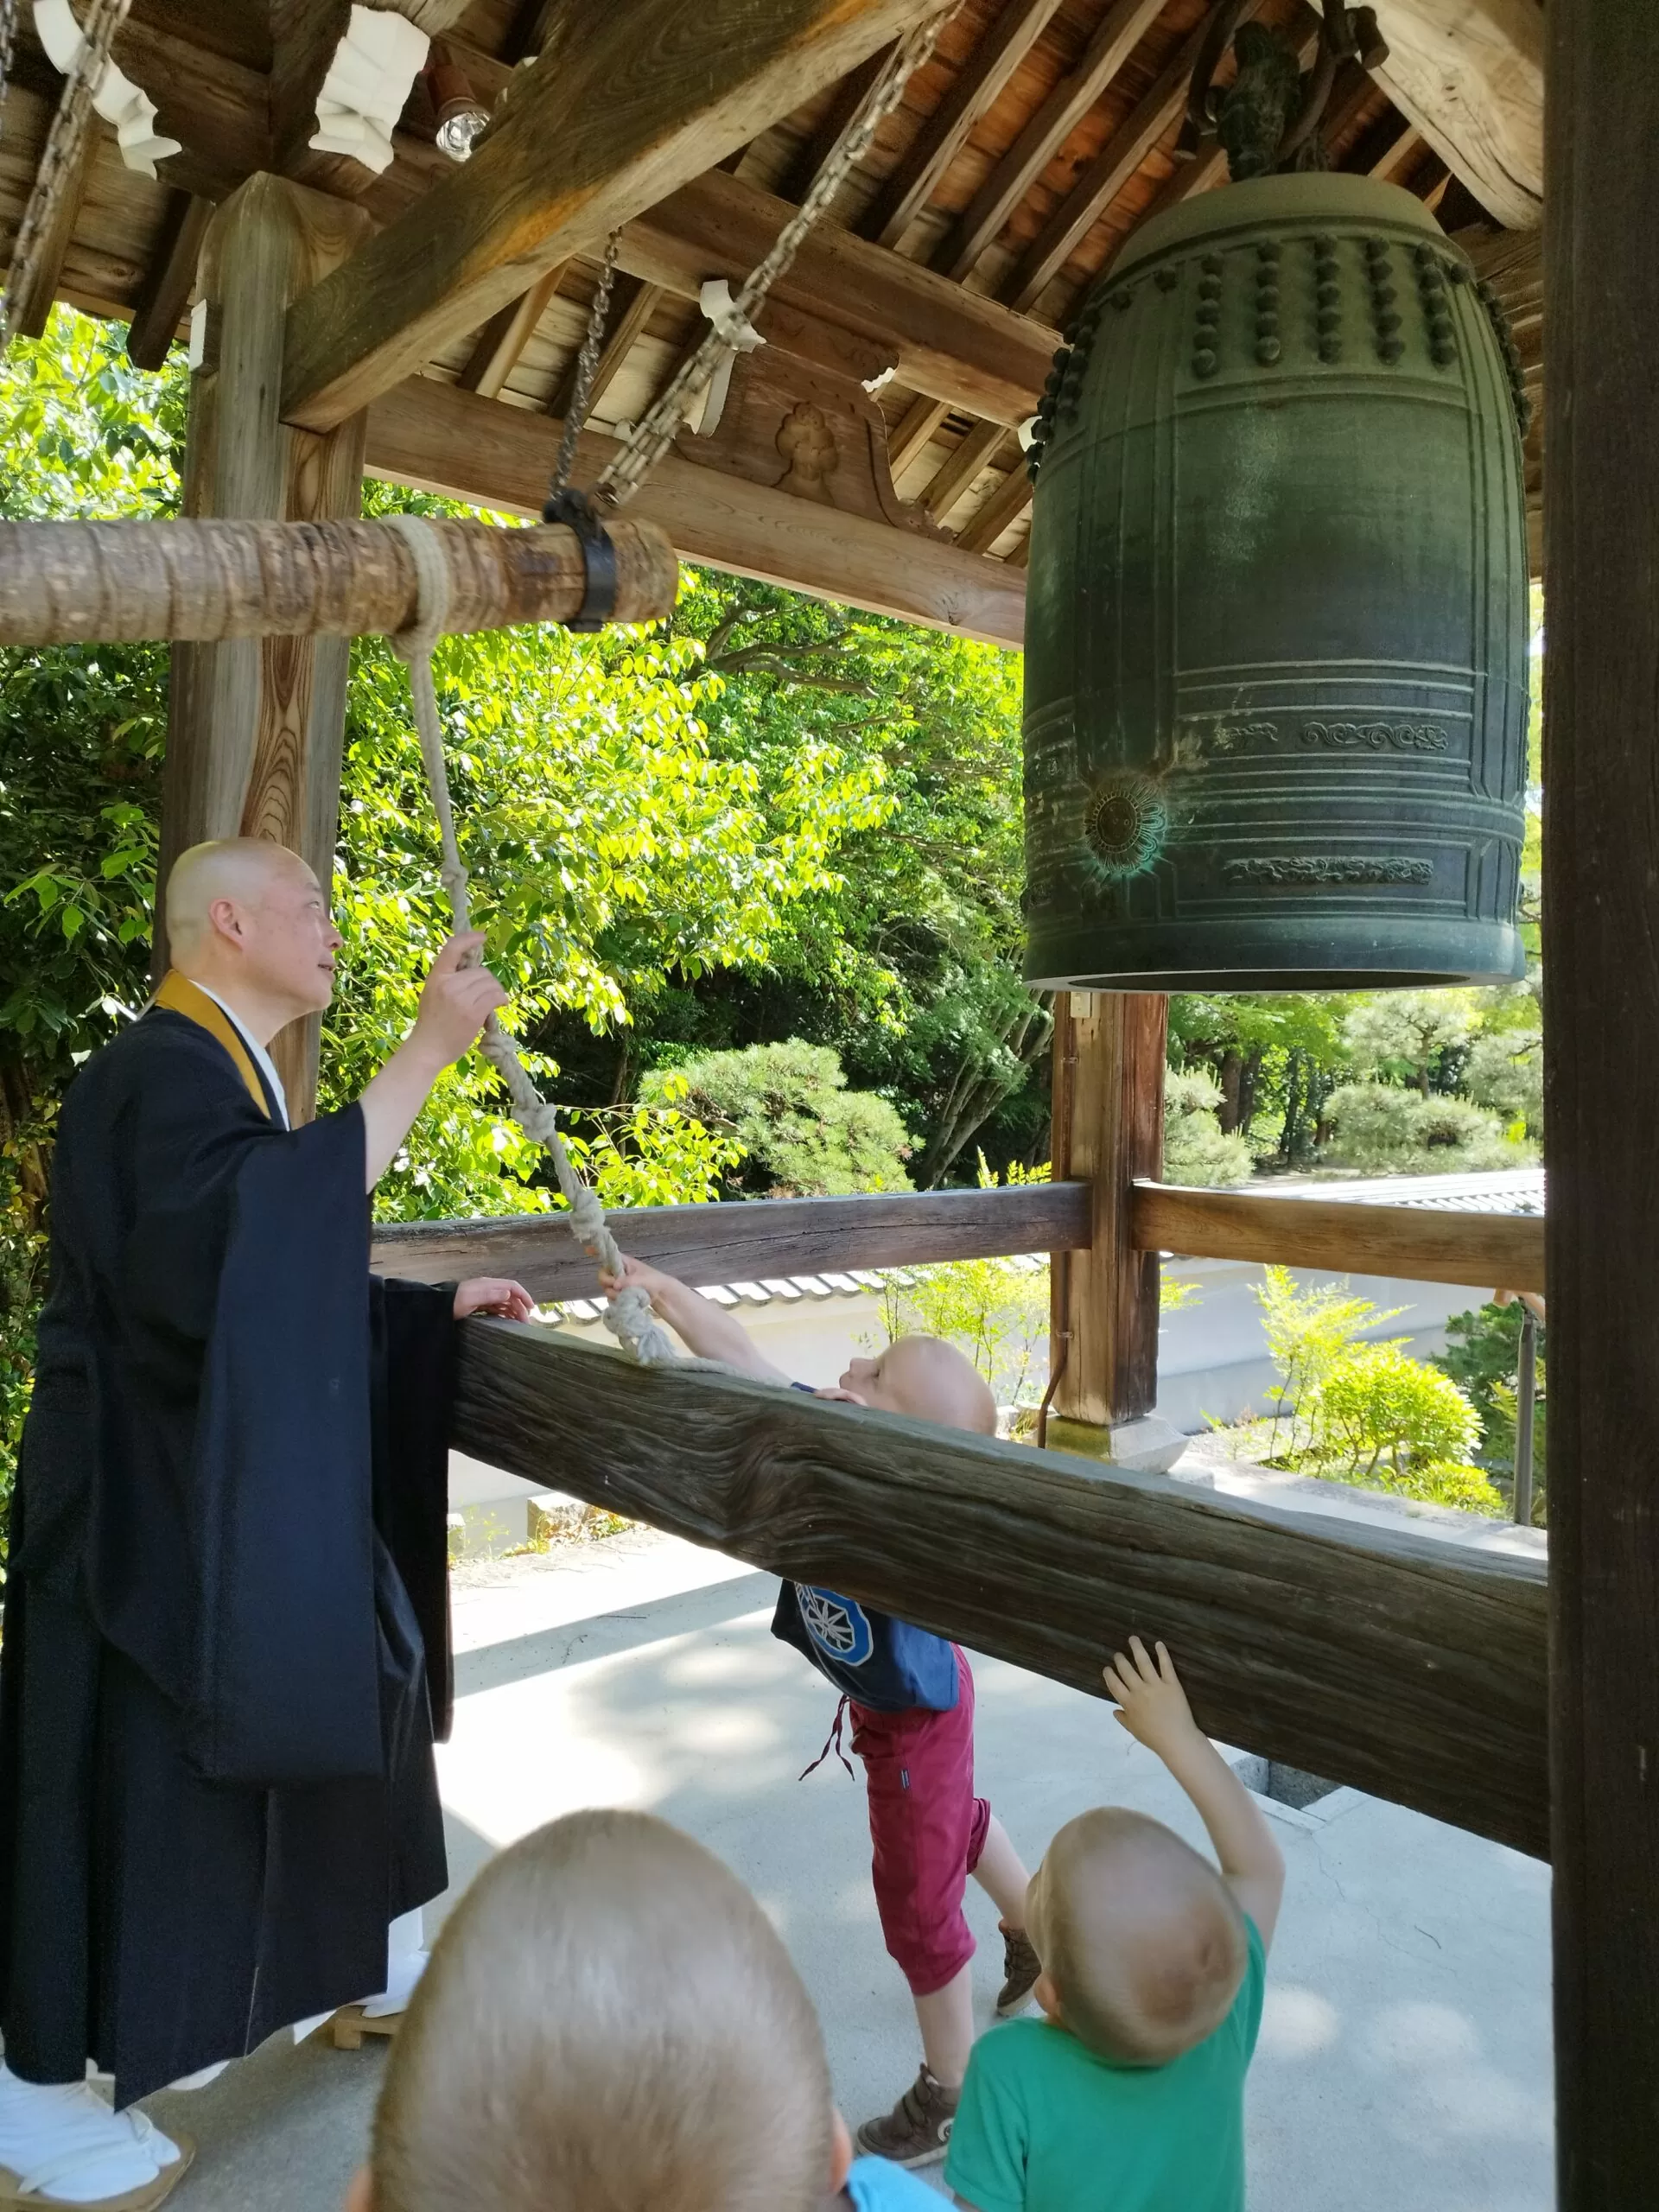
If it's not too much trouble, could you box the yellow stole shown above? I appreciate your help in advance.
[151,971,271,1121]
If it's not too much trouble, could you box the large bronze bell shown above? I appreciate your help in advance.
[1021,171,1530,991]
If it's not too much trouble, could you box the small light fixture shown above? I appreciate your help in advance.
[427,42,489,162]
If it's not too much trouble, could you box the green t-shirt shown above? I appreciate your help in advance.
[944,1915,1266,2212]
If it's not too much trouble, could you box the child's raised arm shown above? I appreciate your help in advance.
[1103,1637,1286,1951]
[598,1254,792,1384]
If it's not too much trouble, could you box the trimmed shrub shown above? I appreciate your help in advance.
[642,1039,912,1198]
[1320,1081,1536,1174]
[1163,1071,1253,1187]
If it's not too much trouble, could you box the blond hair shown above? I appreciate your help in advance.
[371,1810,835,2212]
[1028,1808,1247,2065]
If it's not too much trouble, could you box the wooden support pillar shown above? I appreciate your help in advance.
[1046,989,1170,1465]
[156,175,372,1119]
[1543,2,1659,2203]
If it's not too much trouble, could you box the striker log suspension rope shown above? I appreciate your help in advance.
[0,0,131,355]
[391,10,956,1354]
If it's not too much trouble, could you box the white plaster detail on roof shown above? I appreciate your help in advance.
[33,0,181,176]
[308,3,430,175]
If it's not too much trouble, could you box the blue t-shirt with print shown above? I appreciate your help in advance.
[845,2153,943,2209]
[770,1382,960,1713]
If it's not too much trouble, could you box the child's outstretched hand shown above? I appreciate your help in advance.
[1103,1637,1202,1757]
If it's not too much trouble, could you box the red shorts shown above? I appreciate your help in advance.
[849,1648,990,1997]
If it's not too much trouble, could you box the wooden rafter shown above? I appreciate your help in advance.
[457,1322,1549,1859]
[1370,120,1424,181]
[456,262,569,398]
[363,374,1027,646]
[1001,3,1262,313]
[954,456,1033,554]
[780,41,894,204]
[886,391,951,479]
[126,190,213,371]
[935,0,1167,283]
[860,0,1066,249]
[616,167,1057,427]
[281,0,948,433]
[924,418,1011,524]
[550,273,664,419]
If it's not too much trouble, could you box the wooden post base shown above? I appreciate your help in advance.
[1045,1413,1185,1473]
[323,2005,402,2051]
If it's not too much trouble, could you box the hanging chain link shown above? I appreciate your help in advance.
[547,228,621,505]
[1,0,132,355]
[594,5,957,512]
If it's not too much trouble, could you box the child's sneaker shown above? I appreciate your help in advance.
[995,1920,1041,2016]
[854,2067,959,2167]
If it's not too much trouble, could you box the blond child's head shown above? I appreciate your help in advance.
[347,1809,850,2212]
[1026,1807,1248,2066]
[838,1337,998,1433]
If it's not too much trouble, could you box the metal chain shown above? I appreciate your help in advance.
[594,5,957,512]
[547,229,620,504]
[1,0,132,355]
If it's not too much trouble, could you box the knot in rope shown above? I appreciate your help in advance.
[384,513,680,1368]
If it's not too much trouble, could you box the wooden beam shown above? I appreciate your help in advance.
[270,0,353,175]
[157,177,374,1120]
[1543,0,1659,2196]
[1051,992,1166,1431]
[616,167,1058,428]
[1369,119,1422,181]
[363,373,1027,647]
[9,117,104,341]
[886,391,951,478]
[126,191,213,371]
[1134,1185,1546,1293]
[861,0,1066,249]
[550,273,662,418]
[923,419,1009,524]
[372,1180,1091,1300]
[936,0,1167,282]
[456,1321,1550,1857]
[501,0,560,65]
[456,263,568,397]
[1370,0,1543,228]
[954,457,1033,555]
[281,0,944,432]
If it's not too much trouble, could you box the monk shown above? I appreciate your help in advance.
[0,838,531,2208]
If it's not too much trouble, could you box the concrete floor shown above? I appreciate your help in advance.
[143,1528,1554,2211]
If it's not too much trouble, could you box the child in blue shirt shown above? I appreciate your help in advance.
[603,1254,1040,2167]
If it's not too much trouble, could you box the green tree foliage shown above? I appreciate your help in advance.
[1320,1083,1536,1174]
[642,1040,912,1197]
[1162,1070,1253,1186]
[1249,1268,1497,1512]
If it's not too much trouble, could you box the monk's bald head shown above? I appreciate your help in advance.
[164,838,341,1032]
[165,838,314,956]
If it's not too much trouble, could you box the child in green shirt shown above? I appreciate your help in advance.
[945,1637,1286,2212]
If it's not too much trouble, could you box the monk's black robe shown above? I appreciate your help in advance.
[0,1000,456,2104]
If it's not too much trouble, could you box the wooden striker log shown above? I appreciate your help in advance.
[0,516,678,645]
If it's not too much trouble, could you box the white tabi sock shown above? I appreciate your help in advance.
[0,2066,180,2203]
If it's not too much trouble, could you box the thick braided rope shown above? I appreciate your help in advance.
[385,514,679,1364]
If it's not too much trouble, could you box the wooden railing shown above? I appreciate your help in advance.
[375,1179,1544,1294]
[457,1322,1549,1859]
